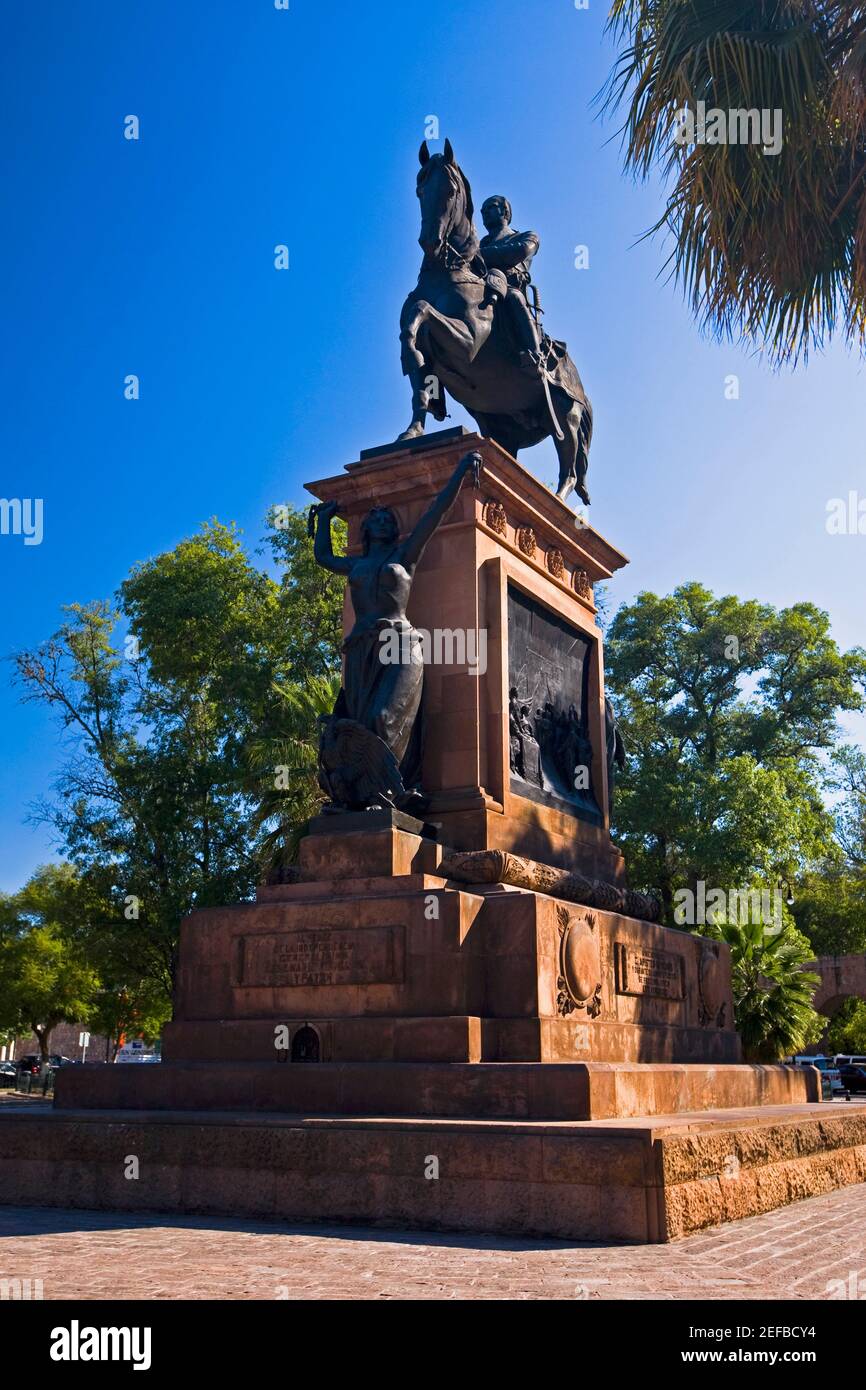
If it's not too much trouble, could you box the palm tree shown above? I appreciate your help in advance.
[604,1,866,363]
[710,916,822,1058]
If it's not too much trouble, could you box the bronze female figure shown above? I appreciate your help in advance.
[312,449,479,811]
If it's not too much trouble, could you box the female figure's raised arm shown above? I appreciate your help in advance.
[400,451,480,568]
[312,500,352,575]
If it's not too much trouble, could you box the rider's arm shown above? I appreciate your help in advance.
[482,231,540,272]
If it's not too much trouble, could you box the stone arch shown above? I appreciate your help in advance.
[816,992,861,1020]
[290,1024,321,1063]
[808,956,866,1015]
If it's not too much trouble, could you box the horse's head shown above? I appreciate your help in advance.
[416,139,475,260]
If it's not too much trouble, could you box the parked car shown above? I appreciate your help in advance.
[789,1055,843,1093]
[839,1065,866,1095]
[0,1060,17,1083]
[14,1054,73,1075]
[15,1056,42,1076]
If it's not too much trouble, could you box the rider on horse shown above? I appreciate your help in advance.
[397,141,593,505]
[479,195,546,379]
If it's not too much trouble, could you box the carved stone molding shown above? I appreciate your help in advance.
[439,847,662,923]
[483,498,507,536]
[698,941,728,1028]
[546,547,565,579]
[517,525,536,558]
[573,568,591,600]
[556,906,603,1018]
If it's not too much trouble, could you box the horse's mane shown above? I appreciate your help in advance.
[456,164,474,224]
[449,161,479,255]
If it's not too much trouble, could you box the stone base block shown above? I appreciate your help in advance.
[162,1013,742,1068]
[163,1015,740,1065]
[296,823,441,881]
[428,803,625,885]
[2,1102,864,1243]
[164,1015,484,1064]
[55,1059,817,1121]
[170,875,741,1065]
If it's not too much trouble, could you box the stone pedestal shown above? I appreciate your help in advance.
[306,428,627,880]
[52,813,776,1117]
[7,1103,865,1243]
[147,821,741,1074]
[4,432,865,1244]
[48,817,821,1125]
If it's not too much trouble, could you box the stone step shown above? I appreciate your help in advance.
[2,1101,864,1242]
[54,1058,816,1122]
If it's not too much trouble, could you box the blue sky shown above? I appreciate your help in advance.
[1,0,864,892]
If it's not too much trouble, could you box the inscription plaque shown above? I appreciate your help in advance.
[614,942,685,1000]
[236,926,404,989]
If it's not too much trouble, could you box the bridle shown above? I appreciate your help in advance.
[420,163,482,275]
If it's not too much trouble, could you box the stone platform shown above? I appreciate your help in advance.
[2,1102,865,1243]
[3,807,856,1245]
[13,814,848,1245]
[54,1060,816,1121]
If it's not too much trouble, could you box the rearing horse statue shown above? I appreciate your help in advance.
[398,139,593,507]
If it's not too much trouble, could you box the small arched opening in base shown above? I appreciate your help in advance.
[290,1024,321,1063]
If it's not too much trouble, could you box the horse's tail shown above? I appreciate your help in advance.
[574,396,593,491]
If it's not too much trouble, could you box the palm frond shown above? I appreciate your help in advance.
[602,0,866,363]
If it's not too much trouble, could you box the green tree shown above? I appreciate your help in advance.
[829,743,866,865]
[604,1,866,363]
[244,673,341,875]
[826,996,866,1053]
[791,865,866,954]
[0,866,102,1069]
[1,864,171,1062]
[605,583,866,916]
[789,744,866,955]
[264,503,346,682]
[704,917,823,1059]
[86,979,171,1061]
[13,517,345,991]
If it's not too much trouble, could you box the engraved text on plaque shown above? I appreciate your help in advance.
[236,926,404,989]
[614,942,685,1000]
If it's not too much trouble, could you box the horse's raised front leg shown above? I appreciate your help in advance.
[398,300,486,441]
[398,302,435,441]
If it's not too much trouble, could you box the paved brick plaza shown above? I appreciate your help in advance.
[2,1184,865,1300]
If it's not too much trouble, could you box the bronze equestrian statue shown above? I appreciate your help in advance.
[398,140,593,507]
